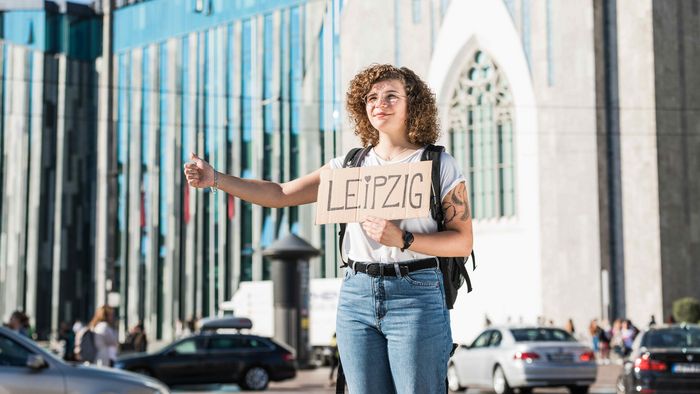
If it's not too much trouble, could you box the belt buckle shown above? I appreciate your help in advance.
[366,263,380,277]
[399,266,409,276]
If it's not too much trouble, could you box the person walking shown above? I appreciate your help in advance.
[328,332,340,386]
[4,311,32,338]
[89,305,119,367]
[58,321,76,361]
[184,64,473,394]
[565,318,576,336]
[121,322,148,353]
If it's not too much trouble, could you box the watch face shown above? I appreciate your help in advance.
[403,231,414,248]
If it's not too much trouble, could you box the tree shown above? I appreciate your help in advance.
[672,297,700,324]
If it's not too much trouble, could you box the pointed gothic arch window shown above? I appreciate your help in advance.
[448,50,515,219]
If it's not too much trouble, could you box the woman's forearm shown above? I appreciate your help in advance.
[185,153,323,208]
[409,230,473,257]
[216,171,319,208]
[217,174,287,208]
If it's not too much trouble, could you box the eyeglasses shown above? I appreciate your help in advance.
[364,92,407,107]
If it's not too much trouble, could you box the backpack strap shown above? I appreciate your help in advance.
[337,146,373,267]
[422,144,476,287]
[421,144,446,230]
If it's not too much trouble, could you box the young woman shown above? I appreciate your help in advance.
[184,64,473,393]
[89,305,119,367]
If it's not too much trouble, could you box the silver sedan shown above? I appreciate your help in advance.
[0,326,170,394]
[448,326,597,394]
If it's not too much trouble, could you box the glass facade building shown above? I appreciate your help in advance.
[0,2,101,338]
[104,0,345,339]
[0,0,347,340]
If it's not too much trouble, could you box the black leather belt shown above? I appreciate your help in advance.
[348,258,438,277]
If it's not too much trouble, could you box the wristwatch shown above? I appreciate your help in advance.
[401,230,414,252]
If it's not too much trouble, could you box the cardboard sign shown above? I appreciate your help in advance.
[315,161,433,224]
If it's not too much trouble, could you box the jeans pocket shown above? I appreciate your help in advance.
[402,268,440,287]
[343,268,355,282]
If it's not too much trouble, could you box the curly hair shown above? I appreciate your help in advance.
[346,64,440,147]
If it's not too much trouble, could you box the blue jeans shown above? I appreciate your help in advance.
[336,264,453,394]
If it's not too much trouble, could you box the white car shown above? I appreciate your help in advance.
[0,326,170,394]
[448,326,597,394]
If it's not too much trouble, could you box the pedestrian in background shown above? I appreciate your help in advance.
[4,311,31,338]
[588,319,600,354]
[89,305,119,367]
[184,64,473,394]
[648,315,657,328]
[597,319,611,364]
[328,332,339,386]
[565,318,576,336]
[121,322,148,353]
[610,319,624,359]
[58,321,76,361]
[621,319,638,356]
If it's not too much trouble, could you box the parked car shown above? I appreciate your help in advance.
[0,326,169,394]
[448,326,597,394]
[616,323,700,394]
[115,327,296,390]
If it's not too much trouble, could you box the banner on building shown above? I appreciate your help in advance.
[315,161,432,224]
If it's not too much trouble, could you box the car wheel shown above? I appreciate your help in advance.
[240,366,270,391]
[518,388,533,394]
[447,363,464,392]
[492,366,513,394]
[568,385,590,394]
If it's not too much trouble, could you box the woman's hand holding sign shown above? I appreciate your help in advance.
[361,216,404,249]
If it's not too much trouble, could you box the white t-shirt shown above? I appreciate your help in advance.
[329,147,466,263]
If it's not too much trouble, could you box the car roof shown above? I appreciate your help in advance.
[0,326,64,363]
[175,331,273,343]
[198,316,253,331]
[486,326,568,331]
[647,323,700,330]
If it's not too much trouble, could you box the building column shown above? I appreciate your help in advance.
[127,48,144,329]
[95,0,115,317]
[25,51,45,331]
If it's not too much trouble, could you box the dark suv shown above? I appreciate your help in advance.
[115,328,296,391]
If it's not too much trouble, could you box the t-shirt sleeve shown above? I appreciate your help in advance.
[329,155,345,170]
[439,152,467,201]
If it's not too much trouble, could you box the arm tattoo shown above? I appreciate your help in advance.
[442,183,471,224]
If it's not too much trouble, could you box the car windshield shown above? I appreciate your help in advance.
[643,328,700,348]
[510,328,576,342]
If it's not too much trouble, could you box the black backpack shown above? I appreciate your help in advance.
[74,327,97,363]
[337,144,476,308]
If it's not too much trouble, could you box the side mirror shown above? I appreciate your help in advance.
[26,355,47,370]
